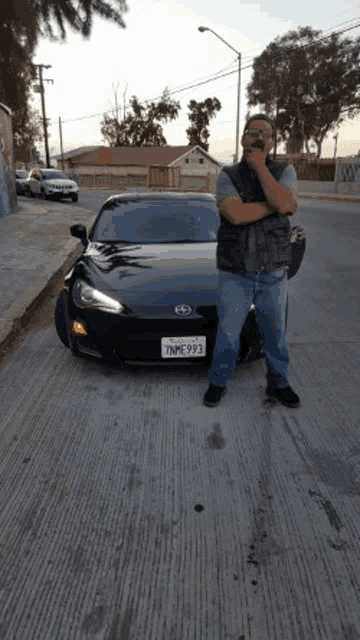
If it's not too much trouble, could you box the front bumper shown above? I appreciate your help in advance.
[71,309,217,364]
[46,189,78,199]
[65,295,260,365]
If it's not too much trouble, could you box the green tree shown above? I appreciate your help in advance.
[1,0,128,109]
[13,103,43,164]
[186,98,221,151]
[100,89,181,146]
[0,1,37,111]
[247,26,360,157]
[0,31,39,166]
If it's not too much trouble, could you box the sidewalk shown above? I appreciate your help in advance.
[297,180,360,203]
[0,185,359,352]
[0,198,97,351]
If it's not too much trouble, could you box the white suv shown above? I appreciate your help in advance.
[26,168,79,202]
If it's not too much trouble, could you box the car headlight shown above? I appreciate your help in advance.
[72,280,124,314]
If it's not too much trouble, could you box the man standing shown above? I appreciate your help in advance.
[204,113,300,408]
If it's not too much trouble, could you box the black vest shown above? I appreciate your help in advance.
[217,157,292,275]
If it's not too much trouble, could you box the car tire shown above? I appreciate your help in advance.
[71,194,78,202]
[55,292,70,348]
[41,190,49,201]
[27,186,34,198]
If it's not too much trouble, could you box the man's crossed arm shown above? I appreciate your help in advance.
[217,158,298,227]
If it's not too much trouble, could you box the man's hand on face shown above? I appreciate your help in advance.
[245,147,267,171]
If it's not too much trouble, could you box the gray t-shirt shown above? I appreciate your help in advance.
[216,164,297,271]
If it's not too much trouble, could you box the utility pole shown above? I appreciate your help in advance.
[34,64,53,167]
[123,82,128,120]
[59,117,65,171]
[235,51,241,163]
[333,133,339,159]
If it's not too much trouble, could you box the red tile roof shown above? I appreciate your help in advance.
[71,146,195,167]
[68,145,220,167]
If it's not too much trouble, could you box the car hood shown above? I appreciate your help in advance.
[45,179,77,186]
[77,241,219,315]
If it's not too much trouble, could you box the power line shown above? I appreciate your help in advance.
[61,19,360,125]
[132,21,360,104]
[61,60,240,123]
[159,57,239,98]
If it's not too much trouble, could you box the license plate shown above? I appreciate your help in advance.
[161,336,206,358]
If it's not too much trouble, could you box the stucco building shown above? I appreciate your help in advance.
[54,145,221,193]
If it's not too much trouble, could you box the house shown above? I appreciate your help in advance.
[53,145,222,193]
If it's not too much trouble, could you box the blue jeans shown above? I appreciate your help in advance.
[209,268,289,389]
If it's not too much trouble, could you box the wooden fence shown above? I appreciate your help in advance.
[275,155,336,181]
[74,166,217,193]
[75,173,147,189]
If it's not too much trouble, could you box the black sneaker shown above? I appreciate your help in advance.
[203,383,227,407]
[265,385,300,408]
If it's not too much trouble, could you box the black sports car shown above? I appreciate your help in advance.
[55,192,305,366]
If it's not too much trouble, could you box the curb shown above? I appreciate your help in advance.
[299,193,360,203]
[0,201,96,355]
[0,241,83,354]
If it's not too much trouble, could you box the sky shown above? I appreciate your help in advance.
[33,0,360,165]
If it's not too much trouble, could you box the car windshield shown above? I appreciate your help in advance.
[91,199,220,244]
[41,171,69,180]
[16,171,28,178]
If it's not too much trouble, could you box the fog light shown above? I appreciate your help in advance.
[72,319,87,335]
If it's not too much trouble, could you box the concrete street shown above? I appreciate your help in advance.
[0,197,359,639]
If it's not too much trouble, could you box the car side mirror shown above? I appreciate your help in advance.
[70,224,88,247]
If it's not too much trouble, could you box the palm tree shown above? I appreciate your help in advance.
[1,0,128,108]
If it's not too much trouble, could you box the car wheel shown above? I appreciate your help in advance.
[55,291,70,348]
[71,194,78,202]
[27,186,34,198]
[41,190,49,200]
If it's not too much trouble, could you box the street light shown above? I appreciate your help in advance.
[199,26,241,163]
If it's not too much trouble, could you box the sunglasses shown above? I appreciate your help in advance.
[245,129,273,139]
